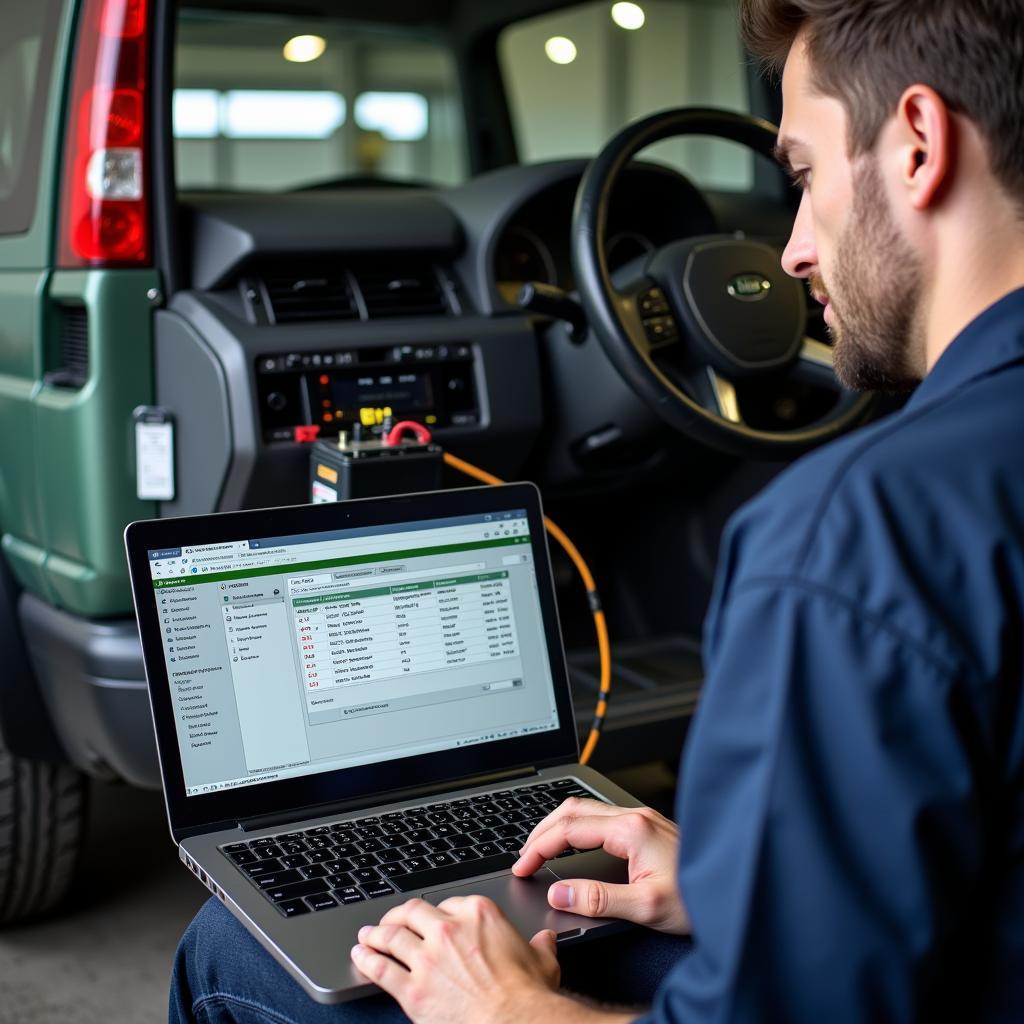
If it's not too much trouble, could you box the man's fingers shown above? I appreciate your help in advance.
[528,928,560,985]
[434,893,477,915]
[520,798,622,853]
[547,878,643,922]
[529,928,557,960]
[350,943,410,996]
[358,923,424,970]
[377,897,445,938]
[513,811,639,875]
[513,814,618,875]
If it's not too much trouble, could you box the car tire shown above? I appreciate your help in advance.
[0,738,88,925]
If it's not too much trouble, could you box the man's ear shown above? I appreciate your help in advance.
[895,85,952,210]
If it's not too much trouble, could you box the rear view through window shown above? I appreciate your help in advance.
[0,1,62,234]
[173,10,468,192]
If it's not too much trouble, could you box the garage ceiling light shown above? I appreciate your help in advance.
[283,34,326,63]
[544,36,577,64]
[611,3,646,30]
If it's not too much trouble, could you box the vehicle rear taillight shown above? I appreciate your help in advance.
[58,0,151,267]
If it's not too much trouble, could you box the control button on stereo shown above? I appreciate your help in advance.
[266,392,287,412]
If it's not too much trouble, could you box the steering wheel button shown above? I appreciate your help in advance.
[639,289,670,315]
[644,317,678,344]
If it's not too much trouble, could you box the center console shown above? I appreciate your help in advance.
[256,343,479,443]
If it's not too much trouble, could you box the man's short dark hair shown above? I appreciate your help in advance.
[739,0,1024,209]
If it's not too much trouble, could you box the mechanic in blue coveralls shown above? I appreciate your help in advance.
[170,1,1024,1021]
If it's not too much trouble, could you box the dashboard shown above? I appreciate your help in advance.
[160,158,796,520]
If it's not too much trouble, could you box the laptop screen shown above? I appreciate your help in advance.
[146,509,561,798]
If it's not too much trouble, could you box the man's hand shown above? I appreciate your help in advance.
[351,895,567,1024]
[513,798,689,935]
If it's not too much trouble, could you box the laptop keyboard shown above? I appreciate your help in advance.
[220,778,596,918]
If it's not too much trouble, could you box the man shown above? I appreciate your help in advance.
[170,1,1024,1020]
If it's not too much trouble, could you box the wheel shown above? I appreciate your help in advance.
[0,736,88,925]
[572,106,877,457]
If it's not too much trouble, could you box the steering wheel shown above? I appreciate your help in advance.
[572,107,876,457]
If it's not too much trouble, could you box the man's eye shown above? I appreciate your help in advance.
[788,169,810,191]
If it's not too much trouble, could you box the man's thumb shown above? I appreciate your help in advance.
[529,928,559,981]
[548,879,632,920]
[529,928,557,958]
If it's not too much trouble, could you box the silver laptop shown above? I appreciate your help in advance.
[125,483,642,1004]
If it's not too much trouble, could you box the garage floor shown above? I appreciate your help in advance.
[0,762,678,1024]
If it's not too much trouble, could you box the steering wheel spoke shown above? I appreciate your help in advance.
[705,369,743,424]
[678,366,744,424]
[791,336,841,390]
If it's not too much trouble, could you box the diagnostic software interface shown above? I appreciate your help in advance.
[147,510,561,796]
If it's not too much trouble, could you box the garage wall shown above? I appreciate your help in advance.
[500,0,754,190]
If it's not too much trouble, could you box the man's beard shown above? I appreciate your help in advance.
[815,158,926,393]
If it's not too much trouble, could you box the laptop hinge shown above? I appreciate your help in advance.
[236,766,539,833]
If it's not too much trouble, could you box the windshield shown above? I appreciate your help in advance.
[173,10,468,192]
[499,0,754,191]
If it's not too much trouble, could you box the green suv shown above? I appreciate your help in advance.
[0,0,872,922]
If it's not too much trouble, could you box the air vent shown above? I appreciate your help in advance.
[263,268,359,324]
[353,261,449,318]
[45,306,89,389]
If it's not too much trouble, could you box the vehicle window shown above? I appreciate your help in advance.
[173,10,468,192]
[499,0,754,191]
[0,0,62,235]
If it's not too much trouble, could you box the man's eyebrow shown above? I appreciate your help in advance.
[773,136,804,169]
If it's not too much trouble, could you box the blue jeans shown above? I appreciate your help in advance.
[171,898,689,1023]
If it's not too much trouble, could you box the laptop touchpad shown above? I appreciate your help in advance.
[426,867,610,937]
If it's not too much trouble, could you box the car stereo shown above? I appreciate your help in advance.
[255,343,478,443]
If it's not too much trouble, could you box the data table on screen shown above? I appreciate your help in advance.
[292,571,519,700]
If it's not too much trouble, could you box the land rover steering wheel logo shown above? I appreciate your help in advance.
[727,273,772,301]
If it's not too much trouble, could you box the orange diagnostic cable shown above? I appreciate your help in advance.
[440,451,611,766]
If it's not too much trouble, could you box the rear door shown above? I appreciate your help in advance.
[0,0,68,602]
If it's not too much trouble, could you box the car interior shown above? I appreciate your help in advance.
[145,0,891,771]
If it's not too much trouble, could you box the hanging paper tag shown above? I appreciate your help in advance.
[134,406,175,501]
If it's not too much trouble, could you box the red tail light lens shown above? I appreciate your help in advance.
[101,0,146,38]
[103,89,144,147]
[58,0,151,267]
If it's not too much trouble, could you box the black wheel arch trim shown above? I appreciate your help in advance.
[0,552,67,763]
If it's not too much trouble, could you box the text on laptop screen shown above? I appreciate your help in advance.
[147,511,560,796]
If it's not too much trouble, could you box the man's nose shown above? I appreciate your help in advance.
[781,195,817,280]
